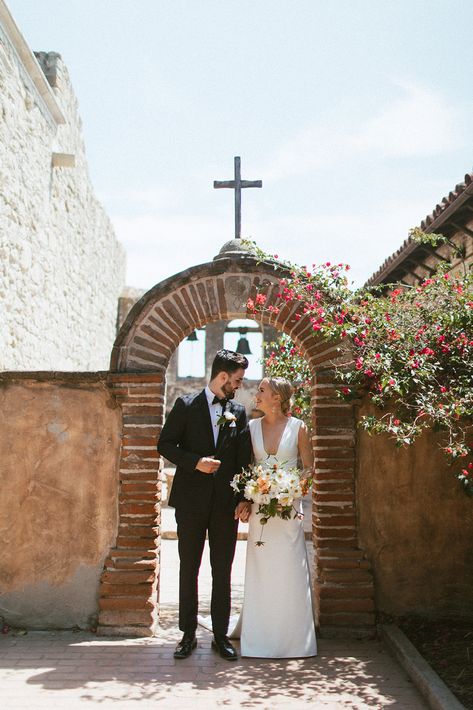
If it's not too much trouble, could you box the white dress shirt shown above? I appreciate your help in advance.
[205,385,225,446]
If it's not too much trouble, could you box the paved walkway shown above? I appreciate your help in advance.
[0,628,427,709]
[0,499,428,709]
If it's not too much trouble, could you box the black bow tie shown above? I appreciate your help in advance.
[212,395,228,407]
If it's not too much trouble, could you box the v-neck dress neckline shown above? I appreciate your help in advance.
[258,416,290,457]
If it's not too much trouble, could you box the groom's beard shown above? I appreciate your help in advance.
[221,383,237,399]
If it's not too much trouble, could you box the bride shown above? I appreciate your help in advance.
[235,376,317,658]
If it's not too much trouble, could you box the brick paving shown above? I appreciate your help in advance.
[0,505,428,708]
[0,627,427,709]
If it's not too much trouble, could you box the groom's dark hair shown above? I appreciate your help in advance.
[210,349,248,380]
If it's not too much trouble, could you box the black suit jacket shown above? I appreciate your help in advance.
[158,390,251,513]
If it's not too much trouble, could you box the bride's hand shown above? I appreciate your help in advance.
[235,501,252,522]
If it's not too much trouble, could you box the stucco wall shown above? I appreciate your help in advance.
[0,10,126,370]
[356,402,473,619]
[0,376,121,628]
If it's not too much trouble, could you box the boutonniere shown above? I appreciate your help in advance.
[217,405,237,428]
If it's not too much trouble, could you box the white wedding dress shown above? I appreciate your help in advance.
[233,416,317,658]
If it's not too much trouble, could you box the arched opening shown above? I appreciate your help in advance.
[97,256,374,638]
[158,315,274,621]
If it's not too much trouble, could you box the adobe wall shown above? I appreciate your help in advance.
[357,401,473,619]
[0,374,121,628]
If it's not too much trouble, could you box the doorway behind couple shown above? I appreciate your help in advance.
[158,318,315,625]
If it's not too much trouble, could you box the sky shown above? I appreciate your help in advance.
[8,0,473,290]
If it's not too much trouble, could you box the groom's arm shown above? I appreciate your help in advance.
[158,397,220,475]
[234,408,252,509]
[157,397,202,473]
[236,408,252,475]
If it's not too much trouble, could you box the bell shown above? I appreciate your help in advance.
[186,330,198,342]
[236,334,252,355]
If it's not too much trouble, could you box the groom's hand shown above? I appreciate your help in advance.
[195,457,221,474]
[235,501,251,522]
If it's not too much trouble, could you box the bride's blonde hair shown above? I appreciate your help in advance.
[265,377,294,415]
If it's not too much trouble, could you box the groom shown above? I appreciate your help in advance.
[158,349,252,661]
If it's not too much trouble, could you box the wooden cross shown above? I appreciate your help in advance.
[214,156,262,239]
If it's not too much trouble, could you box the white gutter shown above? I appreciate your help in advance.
[0,0,65,125]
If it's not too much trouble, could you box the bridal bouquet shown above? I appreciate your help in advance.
[231,462,312,546]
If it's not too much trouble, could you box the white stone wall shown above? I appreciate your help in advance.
[0,10,126,370]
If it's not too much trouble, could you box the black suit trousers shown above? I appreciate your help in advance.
[175,491,238,637]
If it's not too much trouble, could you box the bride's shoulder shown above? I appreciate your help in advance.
[288,415,304,430]
[249,417,262,430]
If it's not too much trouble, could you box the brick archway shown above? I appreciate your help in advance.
[97,254,375,637]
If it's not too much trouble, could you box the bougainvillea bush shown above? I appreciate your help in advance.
[264,335,312,427]
[247,235,473,495]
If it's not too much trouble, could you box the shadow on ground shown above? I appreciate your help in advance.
[0,613,426,708]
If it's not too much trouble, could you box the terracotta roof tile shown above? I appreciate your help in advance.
[365,171,473,286]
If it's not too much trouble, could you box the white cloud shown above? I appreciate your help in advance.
[112,213,229,289]
[263,81,462,180]
[354,81,459,158]
[98,185,178,212]
[111,195,432,292]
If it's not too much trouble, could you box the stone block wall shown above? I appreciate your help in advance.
[0,7,126,370]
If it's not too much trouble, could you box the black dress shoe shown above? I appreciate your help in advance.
[174,633,197,659]
[212,635,238,661]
